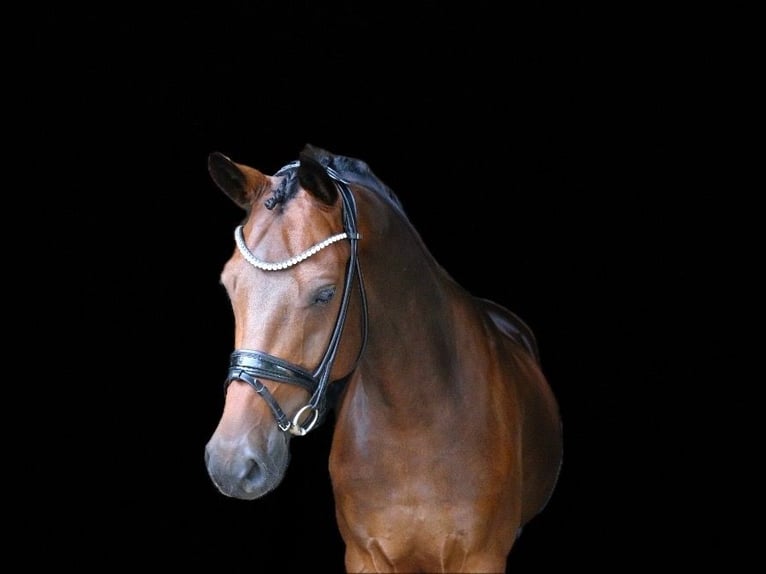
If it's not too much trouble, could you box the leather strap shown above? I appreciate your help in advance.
[228,369,292,432]
[226,350,316,392]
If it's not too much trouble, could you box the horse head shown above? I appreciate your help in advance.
[204,146,366,500]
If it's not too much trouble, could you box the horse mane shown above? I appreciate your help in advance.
[264,144,406,214]
[313,147,405,213]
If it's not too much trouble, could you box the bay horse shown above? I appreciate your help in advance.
[204,144,563,573]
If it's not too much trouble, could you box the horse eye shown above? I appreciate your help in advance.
[313,286,336,306]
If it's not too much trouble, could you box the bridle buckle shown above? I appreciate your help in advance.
[288,405,320,436]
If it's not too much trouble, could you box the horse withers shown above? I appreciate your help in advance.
[204,145,563,572]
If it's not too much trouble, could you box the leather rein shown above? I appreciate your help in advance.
[223,164,368,436]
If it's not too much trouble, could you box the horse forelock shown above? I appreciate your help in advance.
[263,165,300,210]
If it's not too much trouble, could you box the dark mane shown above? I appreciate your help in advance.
[263,145,405,213]
[322,153,405,213]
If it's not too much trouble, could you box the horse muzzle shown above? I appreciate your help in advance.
[204,421,290,500]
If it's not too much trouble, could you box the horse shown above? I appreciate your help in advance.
[204,144,563,573]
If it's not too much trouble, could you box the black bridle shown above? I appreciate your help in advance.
[223,165,368,436]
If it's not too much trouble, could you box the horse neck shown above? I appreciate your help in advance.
[352,191,473,411]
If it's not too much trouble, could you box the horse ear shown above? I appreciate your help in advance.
[208,152,270,209]
[298,147,338,206]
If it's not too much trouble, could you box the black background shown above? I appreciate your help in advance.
[28,3,747,572]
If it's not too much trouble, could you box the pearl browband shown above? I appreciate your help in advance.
[234,225,359,271]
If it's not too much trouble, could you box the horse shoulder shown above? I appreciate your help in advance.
[474,297,564,524]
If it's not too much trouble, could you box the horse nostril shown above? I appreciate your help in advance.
[243,458,263,484]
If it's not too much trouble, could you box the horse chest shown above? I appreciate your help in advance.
[333,486,514,571]
[329,432,519,535]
